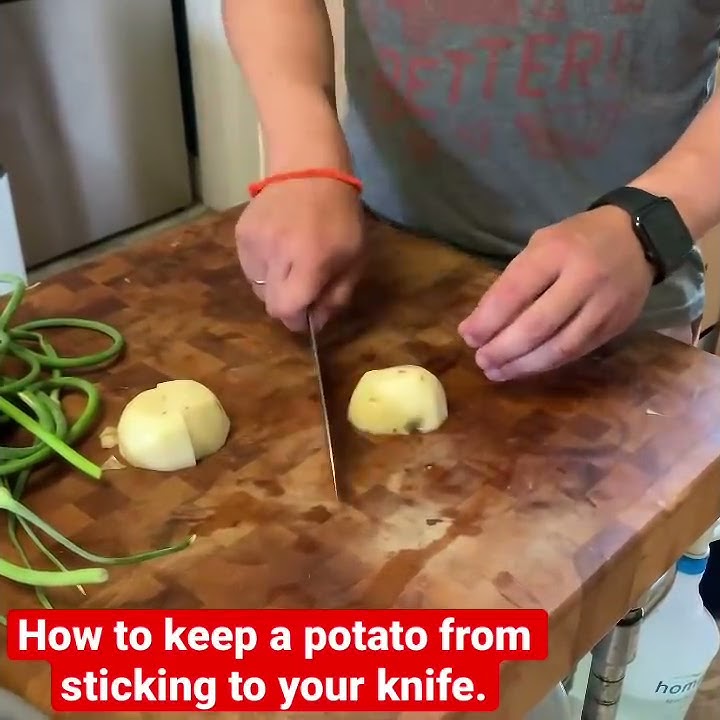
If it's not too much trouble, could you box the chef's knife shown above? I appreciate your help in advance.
[307,311,340,500]
[252,277,340,500]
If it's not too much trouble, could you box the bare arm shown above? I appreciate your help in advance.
[221,0,352,175]
[632,89,720,240]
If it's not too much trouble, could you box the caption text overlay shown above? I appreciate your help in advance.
[7,609,548,712]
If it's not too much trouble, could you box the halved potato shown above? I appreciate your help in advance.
[347,365,448,435]
[117,380,230,471]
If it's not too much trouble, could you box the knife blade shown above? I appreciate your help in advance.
[307,311,339,500]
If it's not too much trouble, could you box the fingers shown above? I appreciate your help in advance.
[234,185,364,333]
[237,224,327,332]
[236,243,268,302]
[265,259,308,332]
[311,264,362,330]
[482,296,611,381]
[266,258,331,332]
[458,247,559,348]
[473,272,588,372]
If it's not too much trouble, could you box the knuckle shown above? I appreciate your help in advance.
[529,227,559,247]
[574,258,607,286]
[589,266,611,286]
[529,228,549,244]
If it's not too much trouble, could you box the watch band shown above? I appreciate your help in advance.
[588,186,694,285]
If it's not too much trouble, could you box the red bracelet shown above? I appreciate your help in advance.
[248,168,363,198]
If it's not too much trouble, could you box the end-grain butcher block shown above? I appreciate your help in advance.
[2,209,720,720]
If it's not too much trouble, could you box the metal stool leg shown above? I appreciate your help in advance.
[580,607,644,720]
[562,670,575,694]
[578,565,677,719]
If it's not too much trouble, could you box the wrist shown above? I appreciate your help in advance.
[249,168,363,199]
[588,186,695,284]
[630,150,713,242]
[589,205,656,282]
[260,86,352,175]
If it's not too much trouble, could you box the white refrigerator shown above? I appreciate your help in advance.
[0,166,26,295]
[0,0,193,270]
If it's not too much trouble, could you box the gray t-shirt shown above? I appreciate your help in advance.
[342,0,720,330]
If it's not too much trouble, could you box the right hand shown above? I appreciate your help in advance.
[235,178,365,332]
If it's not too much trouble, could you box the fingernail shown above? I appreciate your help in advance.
[484,369,505,382]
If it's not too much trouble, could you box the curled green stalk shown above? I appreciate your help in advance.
[0,394,102,480]
[0,486,195,565]
[1,272,194,619]
[0,557,107,588]
[3,474,86,603]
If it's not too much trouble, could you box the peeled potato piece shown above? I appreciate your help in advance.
[117,380,230,472]
[155,380,230,459]
[347,365,448,435]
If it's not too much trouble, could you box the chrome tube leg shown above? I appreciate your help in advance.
[580,607,644,720]
[562,667,576,694]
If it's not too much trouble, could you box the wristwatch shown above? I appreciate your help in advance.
[587,186,694,285]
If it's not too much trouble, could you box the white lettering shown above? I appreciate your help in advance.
[278,676,365,711]
[227,672,267,702]
[163,618,257,659]
[17,619,103,652]
[377,668,476,702]
[279,677,301,709]
[304,621,428,659]
[113,623,153,651]
[439,617,531,652]
[60,677,82,702]
[270,626,292,651]
[58,668,216,710]
[377,668,400,701]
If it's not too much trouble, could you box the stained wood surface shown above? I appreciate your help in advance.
[3,209,720,719]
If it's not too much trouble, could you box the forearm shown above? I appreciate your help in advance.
[631,90,720,240]
[221,0,351,174]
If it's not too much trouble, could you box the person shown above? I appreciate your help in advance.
[223,1,720,620]
[222,0,720,383]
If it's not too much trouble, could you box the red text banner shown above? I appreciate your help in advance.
[6,609,548,712]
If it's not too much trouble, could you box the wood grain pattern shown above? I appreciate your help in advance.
[3,209,720,719]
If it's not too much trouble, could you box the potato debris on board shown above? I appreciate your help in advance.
[100,426,118,449]
[347,365,448,435]
[101,455,125,471]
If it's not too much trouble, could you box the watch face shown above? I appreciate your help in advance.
[635,197,693,274]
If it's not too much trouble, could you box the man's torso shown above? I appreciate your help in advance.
[342,0,720,329]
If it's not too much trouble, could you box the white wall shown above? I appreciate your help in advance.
[0,172,27,296]
[184,0,262,210]
[327,0,348,118]
[184,0,347,210]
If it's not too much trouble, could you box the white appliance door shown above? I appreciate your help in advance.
[0,0,193,268]
[0,167,27,295]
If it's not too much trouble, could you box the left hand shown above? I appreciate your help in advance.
[458,206,655,381]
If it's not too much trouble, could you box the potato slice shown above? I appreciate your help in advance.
[117,388,197,471]
[347,365,448,435]
[155,380,230,459]
[117,380,230,471]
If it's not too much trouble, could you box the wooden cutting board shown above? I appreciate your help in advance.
[3,209,720,720]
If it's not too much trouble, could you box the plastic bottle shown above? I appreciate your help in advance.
[0,689,49,720]
[526,682,572,720]
[568,520,720,719]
